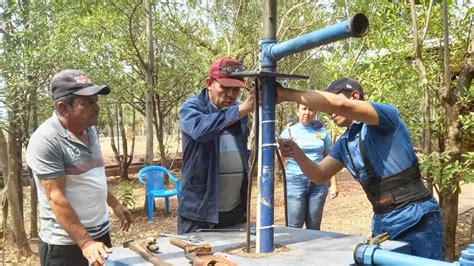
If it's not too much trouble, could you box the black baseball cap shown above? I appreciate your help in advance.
[50,69,110,100]
[325,77,364,100]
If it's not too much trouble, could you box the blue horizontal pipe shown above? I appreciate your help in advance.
[372,249,454,266]
[355,244,456,266]
[265,13,368,62]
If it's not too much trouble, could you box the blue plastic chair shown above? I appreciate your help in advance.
[137,165,180,223]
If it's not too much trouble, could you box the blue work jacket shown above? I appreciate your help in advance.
[179,88,250,224]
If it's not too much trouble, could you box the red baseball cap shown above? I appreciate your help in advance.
[208,56,246,88]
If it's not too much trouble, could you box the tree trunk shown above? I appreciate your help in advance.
[29,167,38,238]
[105,105,135,179]
[144,0,155,165]
[439,12,474,261]
[106,106,121,166]
[152,94,170,185]
[153,93,169,169]
[0,129,9,231]
[409,0,433,191]
[128,108,137,168]
[29,91,38,238]
[439,189,459,261]
[440,61,473,261]
[119,107,128,179]
[118,106,135,180]
[6,108,30,255]
[1,0,31,252]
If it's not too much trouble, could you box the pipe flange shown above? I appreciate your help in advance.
[460,244,474,266]
[363,245,380,265]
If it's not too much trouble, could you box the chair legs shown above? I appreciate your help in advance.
[165,197,170,213]
[146,194,155,223]
[146,195,176,221]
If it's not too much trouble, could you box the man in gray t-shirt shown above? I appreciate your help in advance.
[26,69,133,266]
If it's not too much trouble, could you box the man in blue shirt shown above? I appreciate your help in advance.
[277,77,444,260]
[178,56,254,234]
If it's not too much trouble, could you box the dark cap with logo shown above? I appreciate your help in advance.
[50,69,110,100]
[325,77,364,100]
[208,56,246,88]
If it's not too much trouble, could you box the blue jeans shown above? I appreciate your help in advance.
[286,177,328,230]
[394,211,445,260]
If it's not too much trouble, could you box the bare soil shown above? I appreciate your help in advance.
[1,169,472,264]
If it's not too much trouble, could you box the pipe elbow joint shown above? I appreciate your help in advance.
[261,42,278,67]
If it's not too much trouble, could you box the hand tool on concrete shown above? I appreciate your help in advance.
[364,232,390,245]
[170,238,213,257]
[123,237,170,266]
[191,255,237,266]
[159,233,203,243]
[195,227,256,235]
[170,238,235,266]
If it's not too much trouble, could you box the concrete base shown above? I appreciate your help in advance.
[108,226,410,265]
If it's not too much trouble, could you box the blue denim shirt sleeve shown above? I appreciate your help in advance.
[328,136,344,163]
[179,97,240,142]
[369,102,401,135]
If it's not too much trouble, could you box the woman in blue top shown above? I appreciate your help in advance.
[280,104,338,230]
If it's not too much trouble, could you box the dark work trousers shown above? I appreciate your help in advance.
[178,202,246,234]
[38,232,112,266]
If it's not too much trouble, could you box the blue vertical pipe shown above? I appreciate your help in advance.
[257,75,276,253]
[257,3,368,253]
[257,0,277,253]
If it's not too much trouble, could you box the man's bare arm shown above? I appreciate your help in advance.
[107,190,134,232]
[278,87,379,125]
[323,150,339,199]
[278,138,344,184]
[238,88,255,118]
[41,178,110,264]
[41,177,94,248]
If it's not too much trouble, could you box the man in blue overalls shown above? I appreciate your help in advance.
[277,77,444,260]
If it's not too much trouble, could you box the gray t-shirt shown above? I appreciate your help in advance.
[218,131,244,212]
[26,112,109,245]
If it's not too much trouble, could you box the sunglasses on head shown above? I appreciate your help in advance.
[218,63,246,76]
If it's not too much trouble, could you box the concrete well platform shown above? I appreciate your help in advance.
[108,226,410,266]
